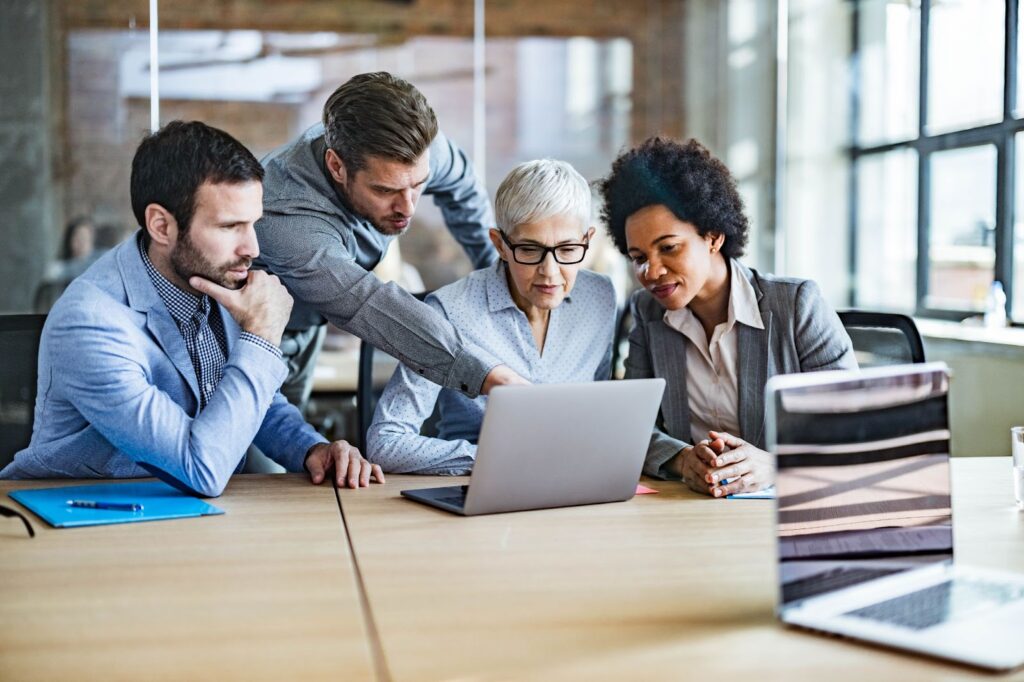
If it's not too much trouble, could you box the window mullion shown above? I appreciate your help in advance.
[916,0,931,315]
[848,1,862,308]
[1005,0,1018,119]
[996,136,1014,315]
[1003,0,1019,317]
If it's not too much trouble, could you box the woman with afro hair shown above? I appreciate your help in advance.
[598,136,856,498]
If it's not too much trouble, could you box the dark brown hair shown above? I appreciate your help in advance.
[322,72,438,173]
[131,121,263,246]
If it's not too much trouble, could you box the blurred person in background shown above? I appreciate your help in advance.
[34,216,98,312]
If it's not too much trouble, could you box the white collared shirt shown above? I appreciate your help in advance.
[662,258,764,444]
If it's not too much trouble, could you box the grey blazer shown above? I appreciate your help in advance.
[624,261,857,478]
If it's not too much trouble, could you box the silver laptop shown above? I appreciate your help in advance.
[401,378,665,515]
[768,363,1024,670]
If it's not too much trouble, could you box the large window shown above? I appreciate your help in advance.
[851,0,1021,321]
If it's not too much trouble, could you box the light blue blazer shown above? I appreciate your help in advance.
[0,237,325,496]
[625,261,857,478]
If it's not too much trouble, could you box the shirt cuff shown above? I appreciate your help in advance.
[292,431,329,473]
[644,433,689,479]
[445,343,500,398]
[239,332,283,360]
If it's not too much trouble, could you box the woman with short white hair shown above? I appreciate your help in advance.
[367,159,616,474]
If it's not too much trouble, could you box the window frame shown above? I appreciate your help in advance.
[849,0,1021,321]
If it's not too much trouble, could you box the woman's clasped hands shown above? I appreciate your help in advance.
[677,431,774,498]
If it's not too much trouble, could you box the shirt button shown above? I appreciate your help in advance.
[197,332,204,342]
[206,383,214,392]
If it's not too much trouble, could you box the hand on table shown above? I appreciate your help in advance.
[305,440,385,489]
[675,431,773,497]
[702,431,774,498]
[676,438,725,496]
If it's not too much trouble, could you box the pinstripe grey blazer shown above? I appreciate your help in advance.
[624,261,857,478]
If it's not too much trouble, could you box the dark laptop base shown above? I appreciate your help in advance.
[401,485,470,515]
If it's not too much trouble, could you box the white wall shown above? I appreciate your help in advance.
[922,335,1024,457]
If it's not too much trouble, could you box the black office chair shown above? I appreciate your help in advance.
[0,314,46,468]
[610,303,633,380]
[356,340,398,449]
[837,310,925,367]
[33,280,67,314]
[356,292,439,449]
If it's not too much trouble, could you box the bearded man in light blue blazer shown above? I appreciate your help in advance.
[0,121,384,496]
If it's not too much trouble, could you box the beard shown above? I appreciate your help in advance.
[371,213,411,236]
[170,230,251,291]
[335,184,411,236]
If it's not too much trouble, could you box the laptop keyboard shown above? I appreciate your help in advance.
[783,566,903,603]
[844,578,1024,631]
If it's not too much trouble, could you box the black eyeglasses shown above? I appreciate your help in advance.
[0,503,35,538]
[500,231,590,265]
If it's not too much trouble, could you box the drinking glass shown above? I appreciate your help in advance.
[1011,426,1024,510]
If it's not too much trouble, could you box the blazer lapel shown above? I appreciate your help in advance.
[737,311,771,449]
[145,310,201,402]
[117,238,201,403]
[648,320,691,440]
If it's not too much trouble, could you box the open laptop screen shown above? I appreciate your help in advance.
[767,364,953,608]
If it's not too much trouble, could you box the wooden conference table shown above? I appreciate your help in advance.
[1,458,1022,680]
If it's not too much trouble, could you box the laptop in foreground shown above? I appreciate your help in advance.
[402,378,665,515]
[767,363,1024,670]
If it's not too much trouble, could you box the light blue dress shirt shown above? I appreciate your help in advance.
[366,263,617,475]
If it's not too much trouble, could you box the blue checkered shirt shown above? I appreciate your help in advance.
[140,241,282,409]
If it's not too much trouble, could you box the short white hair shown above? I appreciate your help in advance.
[494,159,591,236]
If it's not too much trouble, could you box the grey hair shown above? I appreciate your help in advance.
[494,159,592,236]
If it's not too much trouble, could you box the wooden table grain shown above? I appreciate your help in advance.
[0,474,375,681]
[337,458,1024,681]
[3,459,1021,681]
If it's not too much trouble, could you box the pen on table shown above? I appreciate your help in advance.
[66,500,144,512]
[716,478,729,498]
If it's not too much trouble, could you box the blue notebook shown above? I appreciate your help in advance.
[9,481,224,528]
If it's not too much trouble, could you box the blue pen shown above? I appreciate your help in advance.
[66,499,144,512]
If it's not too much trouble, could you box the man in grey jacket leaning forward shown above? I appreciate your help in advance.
[257,71,525,413]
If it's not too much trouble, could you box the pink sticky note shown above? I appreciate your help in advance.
[635,484,659,495]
